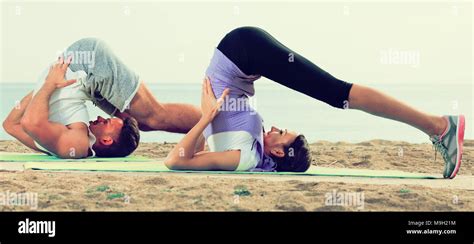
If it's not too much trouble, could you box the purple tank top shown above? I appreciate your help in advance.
[203,48,276,171]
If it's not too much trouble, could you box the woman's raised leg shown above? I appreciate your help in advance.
[347,84,447,137]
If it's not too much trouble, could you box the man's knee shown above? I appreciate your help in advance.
[71,37,104,48]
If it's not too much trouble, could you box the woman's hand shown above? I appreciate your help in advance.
[200,77,229,123]
[44,56,77,90]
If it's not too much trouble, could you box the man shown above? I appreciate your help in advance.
[3,38,201,158]
[3,56,140,158]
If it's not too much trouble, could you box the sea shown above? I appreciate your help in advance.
[1,81,472,144]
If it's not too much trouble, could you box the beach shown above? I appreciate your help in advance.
[0,139,472,211]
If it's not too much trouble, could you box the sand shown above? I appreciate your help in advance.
[0,139,472,211]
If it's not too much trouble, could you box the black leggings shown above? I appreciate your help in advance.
[216,26,353,109]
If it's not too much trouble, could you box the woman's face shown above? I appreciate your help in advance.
[263,126,298,157]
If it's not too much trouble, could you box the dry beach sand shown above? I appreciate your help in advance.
[0,139,472,211]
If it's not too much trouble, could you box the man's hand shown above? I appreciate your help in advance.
[200,77,229,123]
[44,56,77,89]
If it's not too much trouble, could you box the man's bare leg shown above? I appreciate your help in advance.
[348,84,448,137]
[121,82,202,133]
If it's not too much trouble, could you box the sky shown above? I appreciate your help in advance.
[1,0,472,86]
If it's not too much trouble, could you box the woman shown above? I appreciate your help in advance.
[165,27,465,178]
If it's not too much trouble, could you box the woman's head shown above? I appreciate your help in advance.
[263,126,312,172]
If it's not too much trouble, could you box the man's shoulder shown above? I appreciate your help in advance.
[66,122,88,130]
[57,123,91,158]
[63,122,90,150]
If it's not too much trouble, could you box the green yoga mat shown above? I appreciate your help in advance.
[0,152,151,162]
[25,162,437,179]
[1,152,438,179]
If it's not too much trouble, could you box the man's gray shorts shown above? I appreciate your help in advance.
[63,38,140,115]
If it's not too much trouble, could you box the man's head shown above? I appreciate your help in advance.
[263,126,312,172]
[89,116,140,157]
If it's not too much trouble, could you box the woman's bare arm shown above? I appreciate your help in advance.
[195,133,205,153]
[164,78,238,171]
[164,118,240,171]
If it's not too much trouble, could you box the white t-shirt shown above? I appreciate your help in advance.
[206,131,260,171]
[32,67,96,157]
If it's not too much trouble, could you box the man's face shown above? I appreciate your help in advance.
[89,116,124,146]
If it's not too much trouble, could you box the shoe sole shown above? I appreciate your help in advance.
[449,115,465,179]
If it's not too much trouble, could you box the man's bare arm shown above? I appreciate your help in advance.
[2,91,41,151]
[21,57,89,158]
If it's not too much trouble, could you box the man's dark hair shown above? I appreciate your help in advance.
[94,117,140,157]
[270,134,312,172]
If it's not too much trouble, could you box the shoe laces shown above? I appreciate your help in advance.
[432,137,449,164]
